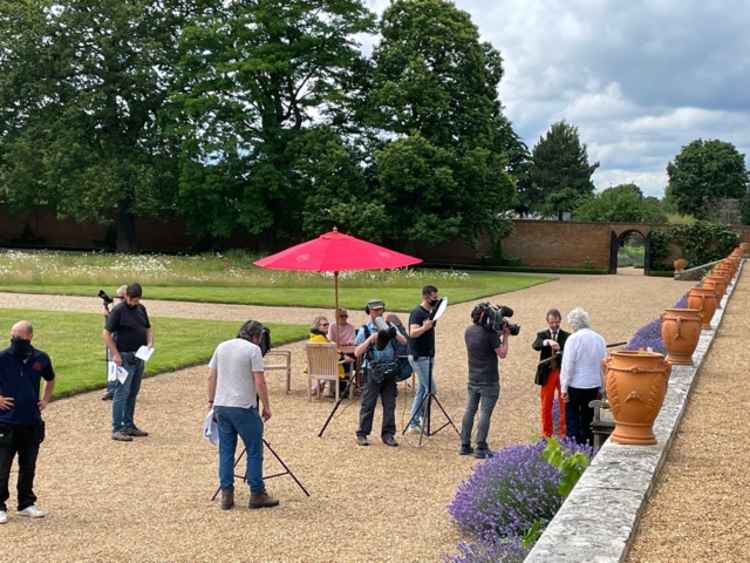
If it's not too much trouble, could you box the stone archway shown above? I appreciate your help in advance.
[609,228,651,274]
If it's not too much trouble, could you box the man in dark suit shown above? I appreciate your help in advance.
[532,309,569,437]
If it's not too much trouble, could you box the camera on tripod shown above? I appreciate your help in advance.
[474,303,521,335]
[373,316,398,350]
[259,326,271,356]
[98,289,114,305]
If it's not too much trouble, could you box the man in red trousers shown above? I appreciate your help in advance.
[532,309,569,437]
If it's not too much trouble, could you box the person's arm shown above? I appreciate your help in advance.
[38,377,55,412]
[146,327,154,348]
[207,367,217,409]
[531,331,546,351]
[102,329,121,366]
[394,330,407,345]
[560,336,575,401]
[409,319,434,338]
[495,328,510,359]
[355,332,377,359]
[254,371,271,421]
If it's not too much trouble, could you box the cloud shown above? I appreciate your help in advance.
[363,0,750,198]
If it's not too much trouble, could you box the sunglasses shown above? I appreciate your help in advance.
[339,314,348,318]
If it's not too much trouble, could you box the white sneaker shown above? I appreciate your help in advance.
[18,505,46,518]
[0,510,7,524]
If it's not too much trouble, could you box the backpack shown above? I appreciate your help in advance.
[361,324,412,382]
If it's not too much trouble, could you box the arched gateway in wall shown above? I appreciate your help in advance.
[607,225,654,275]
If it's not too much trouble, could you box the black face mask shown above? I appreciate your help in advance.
[428,298,440,308]
[10,336,32,358]
[126,302,138,310]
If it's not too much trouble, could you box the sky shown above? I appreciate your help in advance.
[363,0,750,197]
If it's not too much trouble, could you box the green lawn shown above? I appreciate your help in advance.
[0,273,552,311]
[0,309,308,398]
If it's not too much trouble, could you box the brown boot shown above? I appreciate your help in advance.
[249,491,279,510]
[220,489,234,510]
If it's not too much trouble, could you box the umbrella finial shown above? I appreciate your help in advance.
[333,225,338,232]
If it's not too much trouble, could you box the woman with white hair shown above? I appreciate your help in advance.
[560,307,607,446]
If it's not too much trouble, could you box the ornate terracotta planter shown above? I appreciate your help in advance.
[704,275,726,297]
[673,258,688,272]
[687,287,718,329]
[660,308,702,365]
[604,350,671,445]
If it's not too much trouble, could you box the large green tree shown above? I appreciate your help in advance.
[0,0,195,250]
[666,139,749,220]
[574,184,666,224]
[173,0,374,246]
[362,0,518,246]
[528,121,599,220]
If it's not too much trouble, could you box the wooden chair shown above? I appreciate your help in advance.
[306,343,344,401]
[264,350,292,393]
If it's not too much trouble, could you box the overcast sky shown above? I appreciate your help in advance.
[364,0,750,197]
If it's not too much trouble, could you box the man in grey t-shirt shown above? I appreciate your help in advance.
[207,320,279,511]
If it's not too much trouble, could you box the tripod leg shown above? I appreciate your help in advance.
[402,390,429,435]
[318,374,356,438]
[427,394,460,436]
[210,447,247,501]
[263,439,311,497]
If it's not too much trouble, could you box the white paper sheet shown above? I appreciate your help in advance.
[433,297,448,321]
[135,346,154,362]
[107,362,129,384]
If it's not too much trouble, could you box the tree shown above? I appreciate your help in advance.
[0,0,193,250]
[528,121,599,220]
[574,184,666,223]
[366,0,517,245]
[173,0,375,246]
[666,139,749,220]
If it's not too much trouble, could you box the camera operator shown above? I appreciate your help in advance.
[460,304,511,459]
[560,307,607,447]
[0,321,55,524]
[101,285,127,401]
[532,309,570,438]
[354,299,407,447]
[406,285,439,434]
[207,320,278,511]
[102,283,153,442]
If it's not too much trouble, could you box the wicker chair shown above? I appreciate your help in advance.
[306,342,344,401]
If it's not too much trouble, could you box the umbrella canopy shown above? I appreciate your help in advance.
[254,230,422,343]
[254,229,422,272]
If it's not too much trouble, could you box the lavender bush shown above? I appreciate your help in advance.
[625,293,688,353]
[446,536,528,563]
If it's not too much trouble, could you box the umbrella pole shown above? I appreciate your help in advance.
[334,271,339,345]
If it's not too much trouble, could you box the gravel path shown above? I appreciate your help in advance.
[627,267,750,563]
[3,273,692,562]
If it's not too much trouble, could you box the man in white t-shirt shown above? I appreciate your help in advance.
[207,320,279,511]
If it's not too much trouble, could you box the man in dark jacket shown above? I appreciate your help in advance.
[0,320,55,524]
[532,309,569,438]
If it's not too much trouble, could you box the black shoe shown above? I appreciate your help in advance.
[474,448,495,459]
[221,489,234,511]
[356,435,370,447]
[101,392,114,401]
[382,435,399,447]
[459,444,474,456]
[125,427,149,437]
[112,431,133,442]
[249,491,279,509]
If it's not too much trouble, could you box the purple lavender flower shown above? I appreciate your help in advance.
[446,536,528,563]
[672,293,688,309]
[625,317,666,354]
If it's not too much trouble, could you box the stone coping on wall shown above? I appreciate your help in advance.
[525,259,745,563]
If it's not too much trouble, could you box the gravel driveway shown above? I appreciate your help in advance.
[3,273,692,562]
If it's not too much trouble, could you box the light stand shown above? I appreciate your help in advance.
[210,439,310,501]
[401,355,459,445]
[318,369,358,438]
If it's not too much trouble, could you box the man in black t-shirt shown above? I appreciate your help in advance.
[0,320,55,523]
[406,285,439,433]
[461,304,510,459]
[103,283,154,442]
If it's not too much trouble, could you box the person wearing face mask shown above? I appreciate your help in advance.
[354,299,407,447]
[102,282,154,442]
[101,285,127,401]
[406,285,440,434]
[0,320,56,524]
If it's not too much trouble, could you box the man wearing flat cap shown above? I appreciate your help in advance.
[353,299,407,447]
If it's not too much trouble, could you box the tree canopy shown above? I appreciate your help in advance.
[666,139,749,220]
[574,184,666,224]
[527,121,599,220]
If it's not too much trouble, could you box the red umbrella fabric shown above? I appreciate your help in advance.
[254,229,422,272]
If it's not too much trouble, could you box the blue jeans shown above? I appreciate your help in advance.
[112,352,144,432]
[460,384,500,450]
[214,406,264,495]
[408,356,436,428]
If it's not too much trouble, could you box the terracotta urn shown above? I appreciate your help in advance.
[687,287,718,329]
[703,275,726,297]
[741,242,750,254]
[673,258,688,272]
[604,350,671,445]
[660,308,702,365]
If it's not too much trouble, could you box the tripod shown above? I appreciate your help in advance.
[402,357,459,446]
[210,438,310,501]
[318,369,358,438]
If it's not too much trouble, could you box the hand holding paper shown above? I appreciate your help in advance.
[135,346,154,362]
